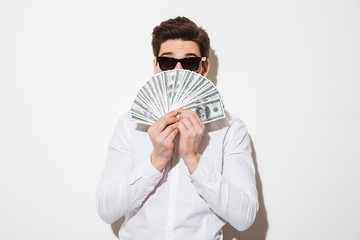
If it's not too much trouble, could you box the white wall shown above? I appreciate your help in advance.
[1,0,359,239]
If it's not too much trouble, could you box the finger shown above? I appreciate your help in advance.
[179,117,194,132]
[165,126,179,141]
[177,109,191,121]
[177,108,190,115]
[178,108,204,129]
[177,121,188,134]
[190,110,204,128]
[151,111,179,133]
[160,122,178,139]
[178,111,199,128]
[165,110,180,118]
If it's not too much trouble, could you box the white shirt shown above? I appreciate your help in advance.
[96,111,258,240]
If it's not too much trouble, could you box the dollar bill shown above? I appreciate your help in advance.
[131,69,225,125]
[187,98,225,123]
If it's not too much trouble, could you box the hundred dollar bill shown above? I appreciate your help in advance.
[131,100,158,123]
[186,98,225,124]
[131,69,225,125]
[176,90,220,110]
[139,84,163,118]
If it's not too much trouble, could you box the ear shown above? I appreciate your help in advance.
[201,60,210,77]
[153,58,157,74]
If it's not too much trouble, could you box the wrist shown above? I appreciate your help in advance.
[151,152,170,172]
[183,153,201,174]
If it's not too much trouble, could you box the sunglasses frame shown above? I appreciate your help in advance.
[156,56,207,71]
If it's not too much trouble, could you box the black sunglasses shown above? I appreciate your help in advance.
[157,56,206,71]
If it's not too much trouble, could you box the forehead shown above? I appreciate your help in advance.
[158,39,201,57]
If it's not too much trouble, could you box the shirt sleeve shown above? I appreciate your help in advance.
[188,118,259,231]
[96,113,163,224]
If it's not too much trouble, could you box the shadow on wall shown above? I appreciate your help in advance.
[222,137,268,240]
[207,48,218,86]
[111,217,123,237]
[110,48,268,239]
[209,49,269,239]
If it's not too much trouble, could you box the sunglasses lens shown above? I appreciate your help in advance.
[181,58,201,71]
[158,57,177,71]
[157,57,202,71]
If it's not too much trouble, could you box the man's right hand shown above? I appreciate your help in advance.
[147,111,180,172]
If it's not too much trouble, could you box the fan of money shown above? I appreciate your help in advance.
[131,69,225,125]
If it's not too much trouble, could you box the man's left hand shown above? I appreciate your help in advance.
[177,109,205,174]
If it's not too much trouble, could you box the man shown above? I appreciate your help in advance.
[96,16,258,240]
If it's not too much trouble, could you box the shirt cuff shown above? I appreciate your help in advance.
[188,156,219,193]
[140,158,164,186]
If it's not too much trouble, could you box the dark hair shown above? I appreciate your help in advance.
[152,17,210,59]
